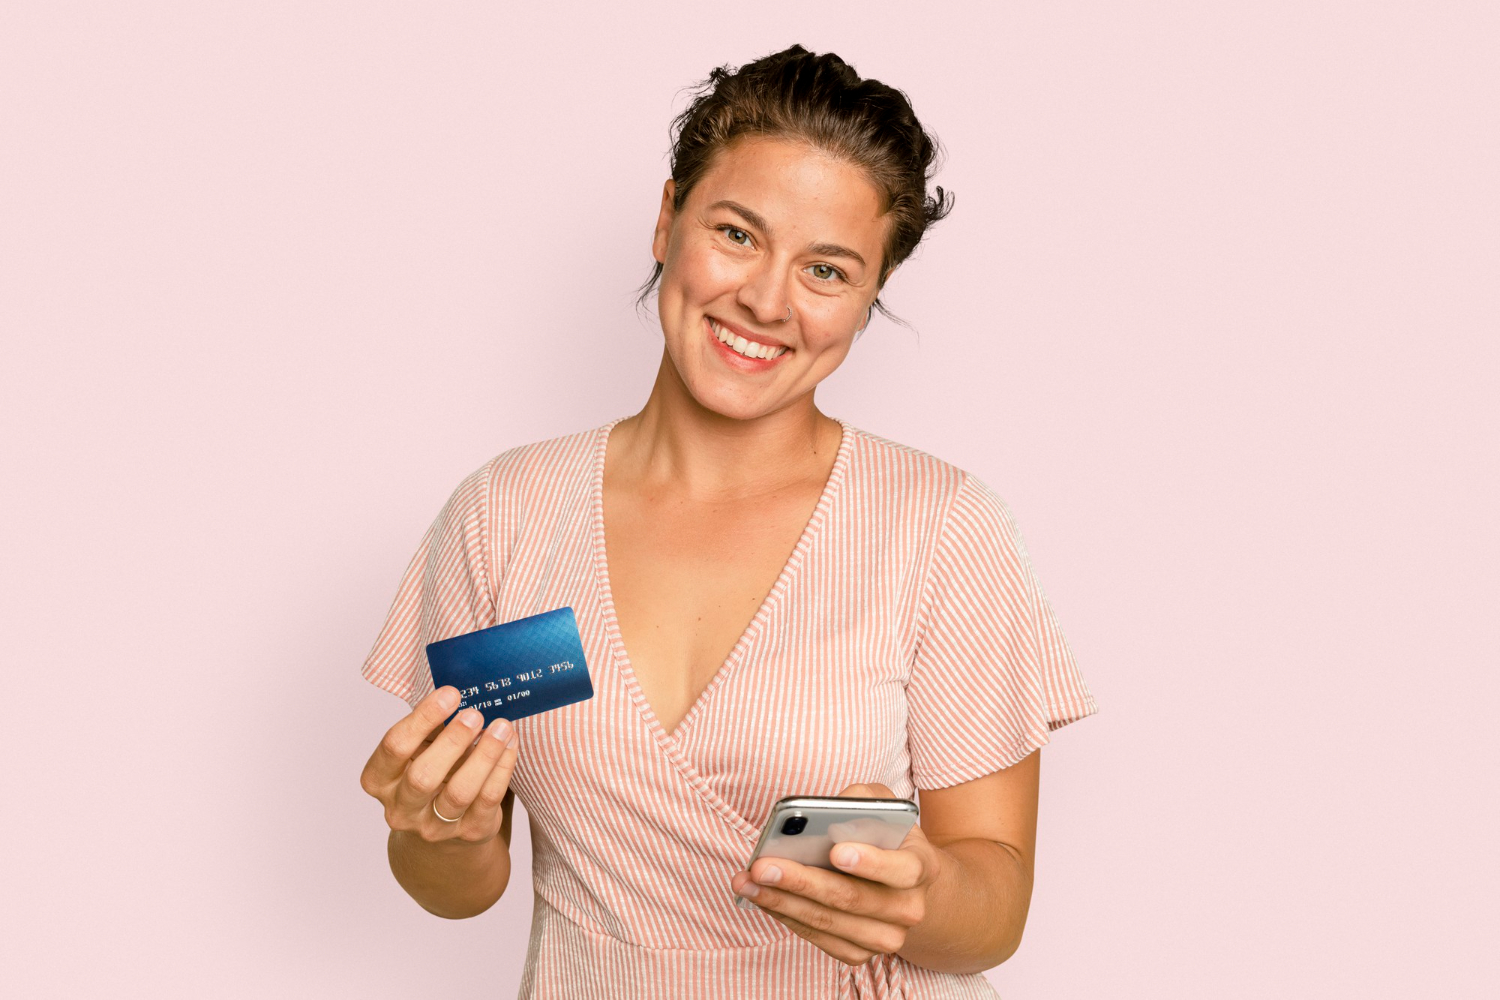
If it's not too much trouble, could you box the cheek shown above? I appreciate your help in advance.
[809,333,857,371]
[663,242,739,304]
[801,301,864,351]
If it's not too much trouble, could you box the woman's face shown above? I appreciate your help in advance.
[650,136,890,422]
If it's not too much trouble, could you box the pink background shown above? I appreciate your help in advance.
[3,2,1496,996]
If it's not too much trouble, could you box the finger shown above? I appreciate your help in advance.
[395,707,486,813]
[751,855,927,932]
[747,857,888,921]
[414,719,485,788]
[435,719,519,835]
[457,723,521,838]
[360,687,461,793]
[732,872,906,959]
[438,734,487,784]
[738,857,900,929]
[830,838,929,893]
[836,782,896,799]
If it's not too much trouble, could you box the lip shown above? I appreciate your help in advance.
[704,315,790,368]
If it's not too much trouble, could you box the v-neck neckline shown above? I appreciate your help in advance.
[588,416,855,746]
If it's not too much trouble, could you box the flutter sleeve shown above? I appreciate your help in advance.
[360,462,496,709]
[906,474,1098,789]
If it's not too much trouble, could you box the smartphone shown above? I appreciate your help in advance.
[736,795,919,910]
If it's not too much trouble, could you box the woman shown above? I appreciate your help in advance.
[359,45,1097,999]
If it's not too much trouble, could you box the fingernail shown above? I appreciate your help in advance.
[487,719,510,741]
[436,687,459,711]
[758,865,782,885]
[835,847,859,868]
[458,708,482,729]
[504,720,519,749]
[737,881,760,898]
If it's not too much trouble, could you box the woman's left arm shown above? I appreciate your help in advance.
[731,749,1040,974]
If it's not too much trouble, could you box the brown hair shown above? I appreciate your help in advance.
[638,44,954,322]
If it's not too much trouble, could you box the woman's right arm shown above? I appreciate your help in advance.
[360,685,522,919]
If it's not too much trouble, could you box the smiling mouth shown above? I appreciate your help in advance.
[708,318,789,361]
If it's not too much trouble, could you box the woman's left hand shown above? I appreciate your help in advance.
[731,783,945,966]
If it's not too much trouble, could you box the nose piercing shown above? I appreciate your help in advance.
[779,305,792,322]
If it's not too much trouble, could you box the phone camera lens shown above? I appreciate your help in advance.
[780,815,808,836]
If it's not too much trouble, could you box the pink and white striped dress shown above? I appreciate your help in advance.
[363,419,1098,999]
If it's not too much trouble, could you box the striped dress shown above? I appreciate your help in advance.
[362,419,1098,999]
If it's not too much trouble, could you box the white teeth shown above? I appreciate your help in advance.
[710,319,785,360]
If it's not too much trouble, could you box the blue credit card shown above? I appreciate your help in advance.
[424,607,594,724]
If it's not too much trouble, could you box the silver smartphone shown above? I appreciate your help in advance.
[737,795,920,910]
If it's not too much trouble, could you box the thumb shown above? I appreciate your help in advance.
[837,782,897,799]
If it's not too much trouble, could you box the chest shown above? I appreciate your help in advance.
[602,486,820,735]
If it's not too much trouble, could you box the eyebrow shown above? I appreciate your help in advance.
[709,199,869,270]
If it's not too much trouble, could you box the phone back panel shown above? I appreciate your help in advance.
[750,797,919,871]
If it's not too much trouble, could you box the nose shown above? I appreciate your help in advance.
[735,255,792,327]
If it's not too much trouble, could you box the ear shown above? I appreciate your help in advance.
[651,179,677,265]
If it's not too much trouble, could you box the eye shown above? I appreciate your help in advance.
[719,226,751,246]
[808,263,845,283]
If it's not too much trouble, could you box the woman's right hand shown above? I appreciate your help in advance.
[359,685,520,845]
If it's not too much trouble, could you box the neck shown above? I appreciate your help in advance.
[609,351,842,502]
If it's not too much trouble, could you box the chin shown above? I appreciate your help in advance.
[673,367,792,423]
[663,331,818,423]
[686,386,780,423]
